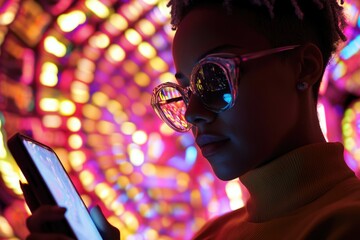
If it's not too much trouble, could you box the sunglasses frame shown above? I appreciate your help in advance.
[151,82,192,131]
[151,45,300,132]
[190,56,240,112]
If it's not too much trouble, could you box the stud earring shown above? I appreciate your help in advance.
[296,82,309,91]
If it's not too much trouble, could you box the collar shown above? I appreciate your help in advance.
[240,142,354,222]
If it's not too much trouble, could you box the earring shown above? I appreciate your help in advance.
[296,82,309,91]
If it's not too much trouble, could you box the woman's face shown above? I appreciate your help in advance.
[172,6,302,180]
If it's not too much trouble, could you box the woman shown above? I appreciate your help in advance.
[25,0,360,239]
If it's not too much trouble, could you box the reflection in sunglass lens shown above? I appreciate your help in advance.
[193,63,232,111]
[155,86,190,131]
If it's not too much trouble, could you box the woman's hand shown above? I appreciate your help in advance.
[21,182,74,239]
[21,182,120,240]
[25,205,120,240]
[26,205,73,240]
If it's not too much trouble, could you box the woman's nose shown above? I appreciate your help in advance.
[184,93,216,127]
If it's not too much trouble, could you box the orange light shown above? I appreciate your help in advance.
[131,102,147,116]
[160,123,174,135]
[82,104,101,120]
[92,91,109,107]
[69,150,86,171]
[97,120,115,135]
[42,115,62,128]
[121,122,136,135]
[134,72,150,87]
[123,60,139,75]
[79,170,95,190]
[71,81,90,103]
[159,72,176,84]
[149,56,168,72]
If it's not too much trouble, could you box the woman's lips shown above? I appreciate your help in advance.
[196,135,229,157]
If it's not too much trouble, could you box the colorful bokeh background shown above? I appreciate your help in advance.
[0,0,359,239]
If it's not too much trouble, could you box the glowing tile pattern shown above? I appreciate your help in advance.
[0,0,359,239]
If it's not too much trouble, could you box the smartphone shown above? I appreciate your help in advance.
[7,133,103,240]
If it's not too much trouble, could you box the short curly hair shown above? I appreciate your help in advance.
[167,0,348,100]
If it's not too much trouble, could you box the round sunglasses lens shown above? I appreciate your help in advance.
[155,86,190,131]
[193,63,232,111]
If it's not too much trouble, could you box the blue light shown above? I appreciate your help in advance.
[185,146,197,167]
[340,35,360,60]
[344,153,358,172]
[332,62,346,80]
[179,133,195,147]
[167,147,197,171]
[223,93,232,104]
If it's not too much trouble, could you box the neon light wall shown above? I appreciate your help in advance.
[0,0,359,239]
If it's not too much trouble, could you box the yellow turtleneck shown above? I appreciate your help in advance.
[192,142,360,240]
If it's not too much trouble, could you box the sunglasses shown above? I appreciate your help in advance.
[151,45,299,132]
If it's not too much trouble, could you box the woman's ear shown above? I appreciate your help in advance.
[297,43,324,87]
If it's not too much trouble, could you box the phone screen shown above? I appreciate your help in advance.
[23,138,103,240]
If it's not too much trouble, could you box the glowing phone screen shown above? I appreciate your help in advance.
[23,139,102,240]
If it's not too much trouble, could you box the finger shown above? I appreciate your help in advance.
[26,205,67,232]
[20,181,41,212]
[26,232,74,240]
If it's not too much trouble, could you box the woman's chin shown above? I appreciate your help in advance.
[211,165,244,181]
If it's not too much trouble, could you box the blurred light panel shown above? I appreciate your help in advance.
[57,10,86,32]
[125,28,142,46]
[89,33,110,49]
[39,98,60,112]
[108,13,128,31]
[71,81,90,103]
[1,1,360,239]
[67,117,82,132]
[136,19,156,36]
[85,0,110,19]
[43,115,62,128]
[132,130,148,145]
[44,36,67,57]
[138,42,157,59]
[59,100,76,116]
[68,134,83,149]
[106,44,126,62]
[340,35,360,60]
[40,62,59,87]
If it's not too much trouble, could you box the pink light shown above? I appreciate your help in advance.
[20,49,35,85]
[37,0,73,15]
